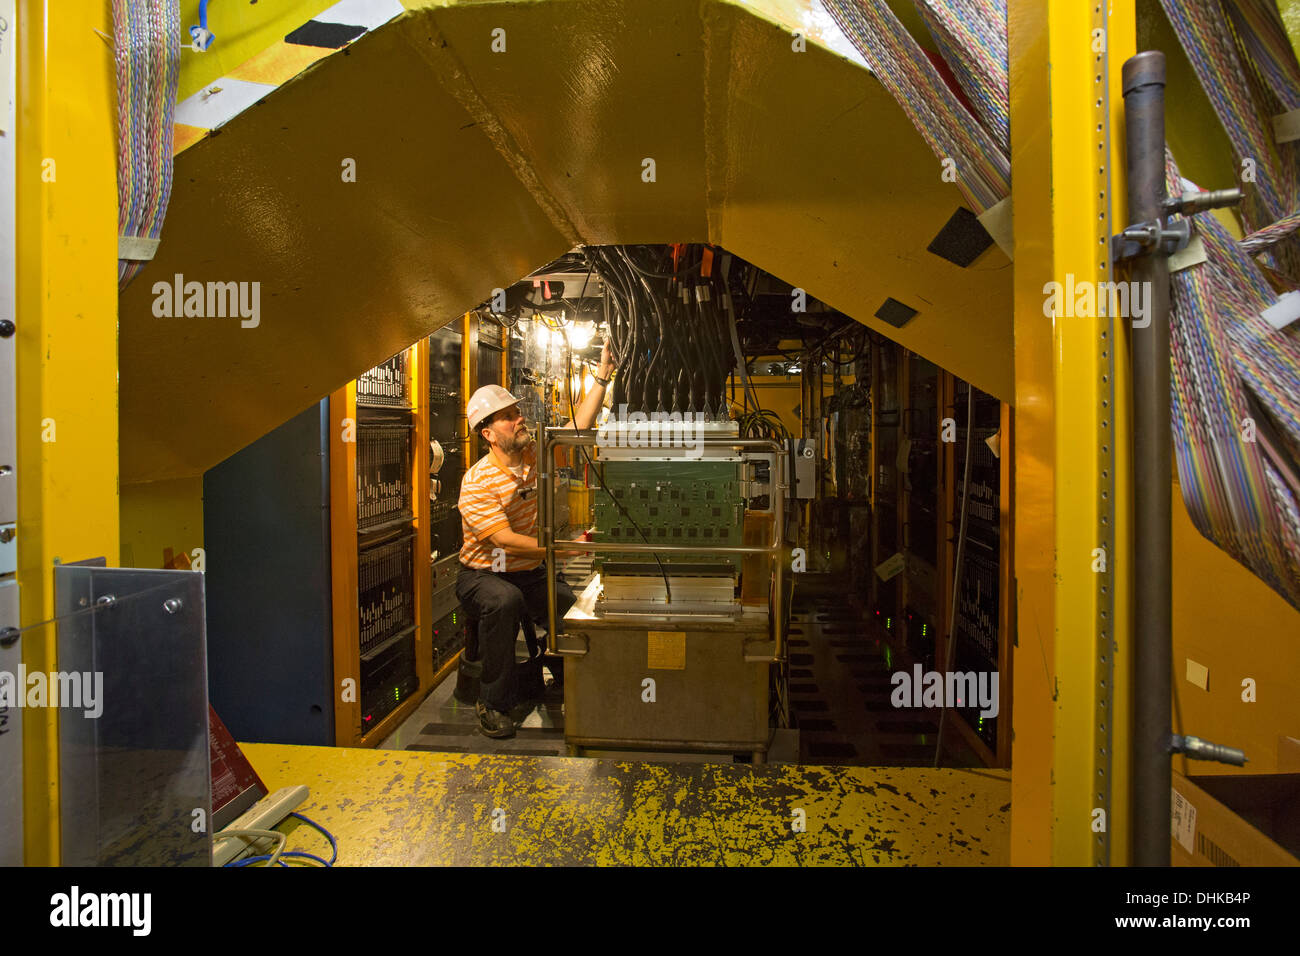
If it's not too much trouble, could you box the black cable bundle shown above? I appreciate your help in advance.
[584,244,732,418]
[568,244,744,605]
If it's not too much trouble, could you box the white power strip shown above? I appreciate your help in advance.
[212,785,311,867]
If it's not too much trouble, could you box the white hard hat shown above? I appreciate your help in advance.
[466,384,520,433]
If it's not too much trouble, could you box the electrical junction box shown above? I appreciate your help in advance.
[789,438,816,499]
[741,439,815,507]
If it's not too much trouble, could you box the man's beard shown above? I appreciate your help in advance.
[503,425,532,454]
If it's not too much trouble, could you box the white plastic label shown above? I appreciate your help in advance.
[1171,788,1197,855]
[1273,108,1300,145]
[1262,290,1300,332]
[875,552,905,582]
[1167,234,1207,274]
[977,195,1013,259]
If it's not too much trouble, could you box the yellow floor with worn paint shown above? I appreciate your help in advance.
[242,743,1010,866]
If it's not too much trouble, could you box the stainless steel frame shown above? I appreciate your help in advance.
[538,429,788,661]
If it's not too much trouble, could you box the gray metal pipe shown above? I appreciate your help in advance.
[1123,50,1172,868]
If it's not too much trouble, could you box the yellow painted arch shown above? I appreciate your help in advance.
[119,0,1012,482]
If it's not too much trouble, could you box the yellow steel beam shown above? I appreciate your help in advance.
[1011,0,1134,866]
[1008,0,1055,868]
[15,0,121,865]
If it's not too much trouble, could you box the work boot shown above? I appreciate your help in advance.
[476,700,515,739]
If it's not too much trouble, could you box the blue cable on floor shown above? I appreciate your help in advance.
[222,811,339,867]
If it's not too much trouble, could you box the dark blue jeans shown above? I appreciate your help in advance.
[455,563,575,712]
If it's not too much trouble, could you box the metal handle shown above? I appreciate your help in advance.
[1170,734,1247,767]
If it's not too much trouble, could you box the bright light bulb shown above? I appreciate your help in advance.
[569,322,594,350]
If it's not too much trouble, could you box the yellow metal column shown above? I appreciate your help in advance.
[16,0,121,865]
[329,383,359,746]
[1009,0,1135,865]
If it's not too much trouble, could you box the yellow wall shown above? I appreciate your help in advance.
[1171,483,1300,776]
[1280,0,1300,62]
[748,374,853,437]
[176,0,337,101]
[120,478,205,571]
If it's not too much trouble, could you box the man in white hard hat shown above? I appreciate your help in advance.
[456,343,614,738]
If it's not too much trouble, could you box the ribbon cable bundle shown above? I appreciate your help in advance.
[824,0,1300,609]
[820,0,1009,216]
[114,0,182,287]
[1158,0,1300,610]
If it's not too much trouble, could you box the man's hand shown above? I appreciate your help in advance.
[596,340,614,381]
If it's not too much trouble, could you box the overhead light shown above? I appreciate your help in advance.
[569,322,595,351]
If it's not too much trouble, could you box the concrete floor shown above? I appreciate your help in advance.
[242,742,1011,865]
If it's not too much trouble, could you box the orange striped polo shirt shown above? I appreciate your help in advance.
[458,444,540,571]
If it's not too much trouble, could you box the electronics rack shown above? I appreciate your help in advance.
[358,530,416,656]
[428,324,465,561]
[871,342,901,638]
[330,340,434,747]
[428,322,469,676]
[902,352,941,669]
[356,422,414,531]
[357,351,410,409]
[355,357,420,738]
[864,337,1012,767]
[949,379,1004,753]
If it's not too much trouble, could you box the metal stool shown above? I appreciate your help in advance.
[453,614,482,704]
[453,611,553,705]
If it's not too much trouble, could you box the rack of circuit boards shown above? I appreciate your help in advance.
[428,322,470,676]
[947,379,1009,758]
[354,350,420,740]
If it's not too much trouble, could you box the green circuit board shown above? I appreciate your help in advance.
[593,460,743,572]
